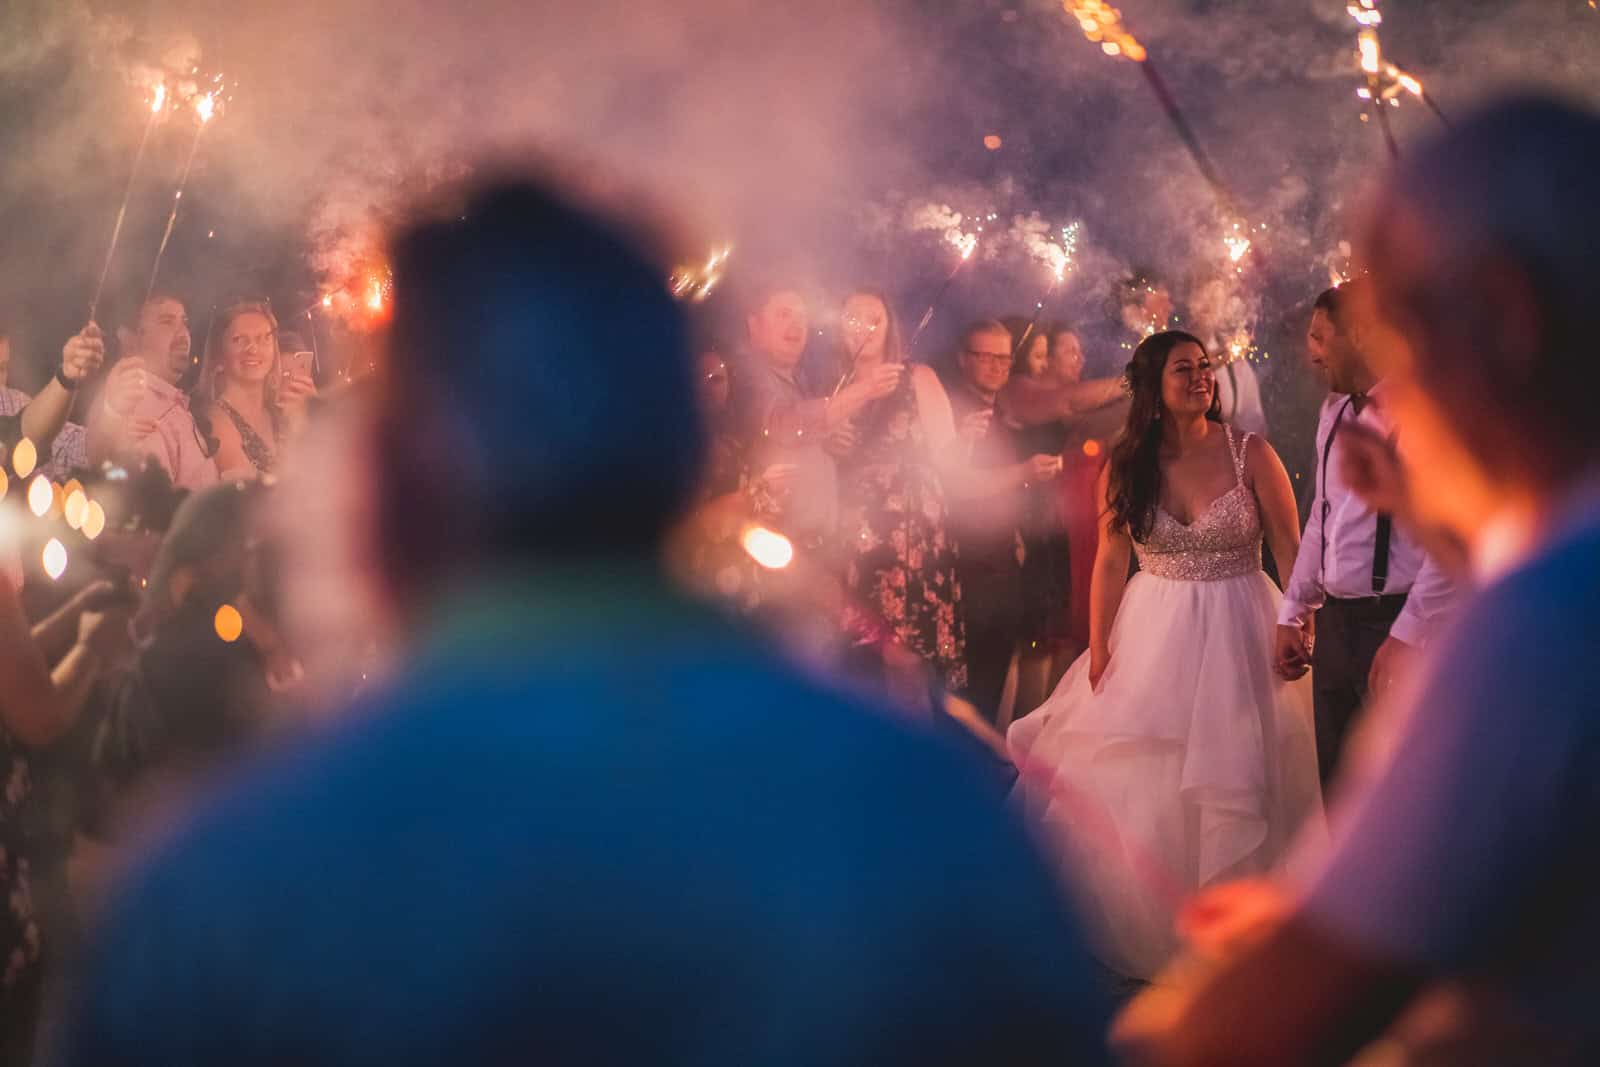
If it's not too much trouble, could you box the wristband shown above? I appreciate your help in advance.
[55,368,79,390]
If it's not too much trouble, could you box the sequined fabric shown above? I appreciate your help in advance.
[1135,426,1261,582]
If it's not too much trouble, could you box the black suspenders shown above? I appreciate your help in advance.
[1318,395,1392,595]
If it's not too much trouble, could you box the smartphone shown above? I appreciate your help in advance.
[281,349,315,380]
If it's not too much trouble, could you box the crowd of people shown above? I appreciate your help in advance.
[0,90,1591,1064]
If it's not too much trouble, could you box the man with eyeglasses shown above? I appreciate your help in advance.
[944,320,1064,725]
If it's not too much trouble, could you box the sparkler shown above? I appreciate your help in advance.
[1011,221,1081,358]
[1062,2,1249,254]
[829,320,882,400]
[668,246,733,303]
[907,209,992,350]
[89,81,168,321]
[1349,1,1448,157]
[146,84,223,305]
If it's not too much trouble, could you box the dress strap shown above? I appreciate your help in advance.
[1226,424,1251,485]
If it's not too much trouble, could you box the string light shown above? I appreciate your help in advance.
[11,439,36,479]
[82,501,107,541]
[41,539,67,581]
[214,603,244,642]
[26,475,51,518]
[63,486,88,530]
[1064,1,1147,63]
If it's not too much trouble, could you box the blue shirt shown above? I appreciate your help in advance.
[57,569,1109,1065]
[1297,496,1600,1049]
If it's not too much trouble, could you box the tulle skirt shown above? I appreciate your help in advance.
[1008,569,1323,979]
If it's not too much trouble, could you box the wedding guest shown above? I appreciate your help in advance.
[193,302,317,480]
[87,294,219,492]
[58,178,1112,1067]
[0,321,91,475]
[833,289,966,697]
[943,320,1063,725]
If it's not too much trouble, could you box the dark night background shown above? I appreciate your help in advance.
[2,0,1597,494]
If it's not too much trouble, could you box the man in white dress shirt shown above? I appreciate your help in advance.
[1274,280,1454,785]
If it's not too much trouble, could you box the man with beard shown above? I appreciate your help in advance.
[87,293,218,491]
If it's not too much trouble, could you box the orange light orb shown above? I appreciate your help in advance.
[214,604,244,643]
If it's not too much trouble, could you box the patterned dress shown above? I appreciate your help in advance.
[215,398,278,475]
[836,368,966,690]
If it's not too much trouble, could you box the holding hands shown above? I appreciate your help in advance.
[1273,622,1312,681]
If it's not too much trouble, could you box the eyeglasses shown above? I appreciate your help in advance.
[964,349,1011,366]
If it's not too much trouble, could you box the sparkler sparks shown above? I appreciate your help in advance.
[668,246,733,302]
[907,203,991,264]
[89,77,173,320]
[1348,0,1445,150]
[147,77,229,304]
[906,205,994,348]
[1064,1,1147,63]
[740,525,794,570]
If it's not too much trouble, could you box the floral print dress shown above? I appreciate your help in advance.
[837,368,966,690]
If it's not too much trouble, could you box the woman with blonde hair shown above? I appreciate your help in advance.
[196,301,316,479]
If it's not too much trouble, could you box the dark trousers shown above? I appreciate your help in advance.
[958,561,1023,727]
[1312,594,1407,785]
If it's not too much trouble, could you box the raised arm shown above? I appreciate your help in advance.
[22,323,107,453]
[1001,374,1126,426]
[0,573,125,749]
[1088,462,1132,690]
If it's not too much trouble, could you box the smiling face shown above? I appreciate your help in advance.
[1159,340,1215,419]
[221,310,278,387]
[1306,305,1369,396]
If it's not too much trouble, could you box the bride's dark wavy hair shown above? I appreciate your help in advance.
[1106,329,1220,542]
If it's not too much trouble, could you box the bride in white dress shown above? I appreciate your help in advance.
[1009,330,1322,980]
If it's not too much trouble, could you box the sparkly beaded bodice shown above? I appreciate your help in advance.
[1134,426,1262,582]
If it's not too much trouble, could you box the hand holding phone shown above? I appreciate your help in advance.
[282,350,315,380]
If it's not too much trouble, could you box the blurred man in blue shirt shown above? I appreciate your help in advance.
[55,179,1109,1066]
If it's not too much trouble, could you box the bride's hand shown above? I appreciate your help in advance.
[1088,646,1110,691]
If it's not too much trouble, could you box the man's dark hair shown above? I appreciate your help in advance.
[115,289,187,332]
[1312,278,1371,333]
[381,177,703,568]
[956,318,1011,354]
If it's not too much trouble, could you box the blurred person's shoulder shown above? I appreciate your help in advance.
[1450,499,1600,676]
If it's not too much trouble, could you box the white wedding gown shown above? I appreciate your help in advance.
[1008,425,1322,979]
